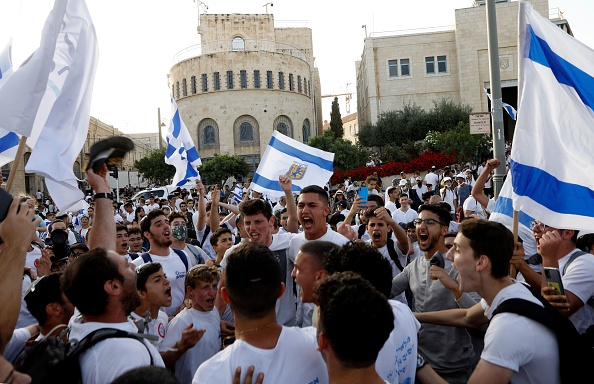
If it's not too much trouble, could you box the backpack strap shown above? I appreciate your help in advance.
[184,244,204,265]
[140,252,152,264]
[172,248,189,271]
[200,226,211,248]
[74,328,155,366]
[561,250,588,276]
[386,238,406,273]
[128,252,139,261]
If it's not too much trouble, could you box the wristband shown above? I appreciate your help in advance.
[94,192,114,200]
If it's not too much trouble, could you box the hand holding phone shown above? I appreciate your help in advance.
[358,186,368,203]
[544,267,565,295]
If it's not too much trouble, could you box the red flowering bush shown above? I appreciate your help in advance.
[331,151,456,185]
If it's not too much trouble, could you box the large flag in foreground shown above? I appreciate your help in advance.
[0,41,19,166]
[511,2,594,231]
[23,0,99,212]
[165,96,202,186]
[251,131,334,198]
[490,174,537,256]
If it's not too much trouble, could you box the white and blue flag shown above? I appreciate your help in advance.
[483,87,517,120]
[510,2,594,231]
[165,95,202,187]
[489,173,537,257]
[251,130,334,198]
[0,40,19,166]
[230,184,243,205]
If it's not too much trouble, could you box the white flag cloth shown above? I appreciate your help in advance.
[510,2,594,231]
[483,87,517,120]
[0,0,67,138]
[489,173,537,256]
[165,95,202,186]
[230,185,243,205]
[23,0,99,212]
[251,131,334,198]
[0,40,19,166]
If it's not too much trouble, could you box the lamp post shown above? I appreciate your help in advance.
[157,108,166,150]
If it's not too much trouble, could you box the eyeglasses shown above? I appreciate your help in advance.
[413,218,447,227]
[529,221,548,231]
[51,259,69,272]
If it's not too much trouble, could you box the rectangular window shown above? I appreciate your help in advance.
[175,82,180,98]
[400,59,410,76]
[182,79,187,96]
[278,72,285,90]
[267,70,273,89]
[437,55,447,73]
[425,57,435,74]
[227,71,234,89]
[240,70,247,89]
[289,74,294,91]
[201,73,208,92]
[388,59,398,77]
[304,78,308,95]
[214,72,220,90]
[191,76,197,94]
[297,75,302,92]
[254,70,261,89]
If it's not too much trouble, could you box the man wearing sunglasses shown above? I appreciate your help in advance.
[391,203,479,384]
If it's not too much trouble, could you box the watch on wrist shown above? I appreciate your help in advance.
[94,192,114,200]
[416,354,427,371]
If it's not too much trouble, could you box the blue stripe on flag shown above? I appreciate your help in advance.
[270,136,333,172]
[510,160,594,217]
[172,110,181,138]
[185,146,200,163]
[0,132,19,152]
[165,142,176,158]
[527,25,594,111]
[493,196,534,229]
[252,173,302,193]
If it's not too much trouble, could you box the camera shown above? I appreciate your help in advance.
[429,253,445,269]
[47,229,71,259]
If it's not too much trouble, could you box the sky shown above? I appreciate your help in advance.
[1,0,592,138]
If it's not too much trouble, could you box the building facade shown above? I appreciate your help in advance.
[168,14,321,176]
[356,0,571,141]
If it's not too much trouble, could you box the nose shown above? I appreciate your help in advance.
[290,267,297,279]
[445,247,454,262]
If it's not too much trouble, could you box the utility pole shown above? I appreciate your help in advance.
[486,0,506,198]
[157,107,163,150]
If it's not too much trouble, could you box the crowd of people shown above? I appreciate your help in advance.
[1,157,594,384]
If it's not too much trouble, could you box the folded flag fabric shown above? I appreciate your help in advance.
[483,87,517,120]
[0,41,19,167]
[165,95,202,187]
[230,185,243,205]
[251,130,334,198]
[510,2,594,231]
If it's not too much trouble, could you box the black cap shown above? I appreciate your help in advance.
[85,136,135,172]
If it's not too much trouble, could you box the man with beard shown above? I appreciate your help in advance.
[133,209,197,317]
[390,203,477,384]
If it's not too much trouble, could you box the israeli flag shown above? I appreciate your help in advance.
[230,185,243,205]
[483,87,517,120]
[251,130,334,198]
[0,41,19,166]
[165,95,202,187]
[489,174,537,257]
[510,2,594,231]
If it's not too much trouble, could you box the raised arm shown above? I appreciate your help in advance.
[414,302,488,329]
[279,175,298,233]
[471,158,499,209]
[210,186,222,230]
[195,180,207,231]
[87,166,115,251]
[377,207,409,255]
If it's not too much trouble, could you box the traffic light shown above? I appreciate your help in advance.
[109,165,119,179]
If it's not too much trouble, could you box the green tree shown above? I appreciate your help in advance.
[198,154,251,185]
[329,97,344,138]
[424,122,492,164]
[134,148,175,185]
[308,130,368,171]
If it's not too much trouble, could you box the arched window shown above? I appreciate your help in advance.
[198,118,219,149]
[302,119,311,143]
[233,115,260,146]
[232,37,245,51]
[273,115,293,138]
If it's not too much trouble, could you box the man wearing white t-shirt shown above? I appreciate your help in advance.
[193,242,328,384]
[392,193,418,227]
[424,166,439,188]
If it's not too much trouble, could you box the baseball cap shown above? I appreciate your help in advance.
[399,179,407,186]
[335,190,345,195]
[431,166,436,170]
[416,176,422,181]
[337,200,347,208]
[456,173,466,179]
[443,177,452,182]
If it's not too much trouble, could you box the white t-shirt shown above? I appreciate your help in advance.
[385,201,397,216]
[193,326,328,384]
[558,249,594,333]
[132,249,197,317]
[392,208,418,226]
[130,310,169,347]
[463,196,486,219]
[370,236,408,306]
[481,283,559,383]
[163,308,221,384]
[68,318,165,384]
[376,300,421,384]
[424,172,439,187]
[351,224,370,242]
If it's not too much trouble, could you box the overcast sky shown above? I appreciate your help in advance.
[1,0,591,137]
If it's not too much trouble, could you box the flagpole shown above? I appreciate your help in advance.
[510,210,519,279]
[5,137,28,192]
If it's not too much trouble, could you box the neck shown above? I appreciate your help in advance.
[480,276,514,306]
[133,302,160,320]
[306,225,327,241]
[234,312,281,349]
[424,243,447,259]
[149,243,170,256]
[171,239,185,249]
[327,358,385,384]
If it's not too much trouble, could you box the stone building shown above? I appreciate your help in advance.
[168,14,321,176]
[322,112,359,145]
[355,0,572,141]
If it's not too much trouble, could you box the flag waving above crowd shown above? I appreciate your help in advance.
[510,2,594,232]
[251,130,335,198]
[165,95,202,187]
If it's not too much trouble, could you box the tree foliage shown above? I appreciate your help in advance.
[424,122,492,164]
[198,154,251,185]
[134,148,175,185]
[308,129,368,171]
[329,97,344,138]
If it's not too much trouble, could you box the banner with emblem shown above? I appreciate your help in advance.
[251,130,334,198]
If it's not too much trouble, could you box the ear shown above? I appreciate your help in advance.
[317,329,328,353]
[476,255,490,272]
[220,286,231,304]
[315,269,326,282]
[46,302,61,317]
[323,206,331,218]
[104,279,122,296]
[277,282,286,299]
[138,289,148,301]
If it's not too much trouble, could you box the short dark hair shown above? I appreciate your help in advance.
[186,265,220,289]
[458,219,514,278]
[128,225,142,237]
[168,211,186,224]
[25,272,64,326]
[210,227,232,247]
[141,209,165,236]
[299,240,339,271]
[418,203,451,227]
[299,185,329,206]
[224,242,281,320]
[70,242,89,253]
[136,262,162,291]
[111,366,179,384]
[116,224,128,233]
[444,231,457,239]
[240,198,272,220]
[365,175,378,183]
[367,194,384,207]
[48,219,65,233]
[61,248,123,316]
[316,272,394,368]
